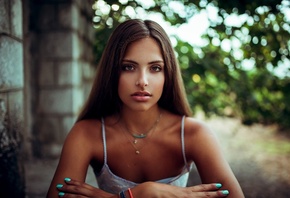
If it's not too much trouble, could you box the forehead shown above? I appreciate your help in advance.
[123,37,163,61]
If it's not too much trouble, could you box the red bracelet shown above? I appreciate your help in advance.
[128,188,134,198]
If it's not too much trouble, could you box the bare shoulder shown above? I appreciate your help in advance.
[183,117,220,160]
[57,119,104,171]
[69,119,101,137]
[183,117,213,137]
[64,119,102,150]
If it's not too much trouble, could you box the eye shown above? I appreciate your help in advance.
[121,64,135,71]
[151,65,162,72]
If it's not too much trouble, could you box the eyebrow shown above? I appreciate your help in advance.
[122,59,164,65]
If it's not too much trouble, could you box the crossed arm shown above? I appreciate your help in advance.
[46,119,244,198]
[53,179,232,198]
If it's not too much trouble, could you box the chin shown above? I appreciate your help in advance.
[124,103,156,112]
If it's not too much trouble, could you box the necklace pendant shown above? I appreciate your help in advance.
[133,139,138,144]
[135,150,140,154]
[132,133,147,139]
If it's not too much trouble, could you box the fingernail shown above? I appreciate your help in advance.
[216,183,222,188]
[56,184,63,189]
[58,192,65,197]
[64,177,71,182]
[222,190,229,195]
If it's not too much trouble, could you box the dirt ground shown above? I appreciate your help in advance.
[25,117,290,197]
[189,116,290,198]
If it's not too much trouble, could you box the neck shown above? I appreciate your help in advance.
[120,106,161,132]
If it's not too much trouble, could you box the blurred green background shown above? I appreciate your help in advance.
[92,0,290,130]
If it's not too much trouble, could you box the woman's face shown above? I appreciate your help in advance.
[118,37,165,112]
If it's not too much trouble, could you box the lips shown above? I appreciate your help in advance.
[131,91,152,97]
[131,91,152,102]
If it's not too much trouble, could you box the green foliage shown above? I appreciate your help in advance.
[93,0,290,130]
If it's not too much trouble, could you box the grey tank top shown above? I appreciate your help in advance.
[95,116,192,194]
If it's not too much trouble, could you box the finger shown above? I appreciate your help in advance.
[56,178,94,197]
[193,190,230,198]
[218,190,230,197]
[64,178,96,191]
[57,178,113,198]
[57,185,92,198]
[57,191,87,198]
[189,183,223,192]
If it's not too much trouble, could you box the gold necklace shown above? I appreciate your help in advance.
[121,113,162,154]
[124,113,162,140]
[122,125,157,154]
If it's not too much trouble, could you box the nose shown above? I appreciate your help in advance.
[135,70,148,88]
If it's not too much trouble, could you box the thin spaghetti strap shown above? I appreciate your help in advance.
[101,118,107,164]
[181,115,190,171]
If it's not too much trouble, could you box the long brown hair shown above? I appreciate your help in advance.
[77,19,192,121]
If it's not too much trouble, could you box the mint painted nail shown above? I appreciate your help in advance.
[58,192,65,197]
[216,183,222,188]
[56,184,63,188]
[222,190,229,195]
[64,177,71,182]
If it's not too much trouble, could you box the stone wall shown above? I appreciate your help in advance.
[27,0,95,157]
[0,0,26,196]
[0,0,95,195]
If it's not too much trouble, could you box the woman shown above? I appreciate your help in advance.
[47,19,244,198]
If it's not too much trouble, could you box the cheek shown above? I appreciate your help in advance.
[152,75,165,93]
[118,75,129,93]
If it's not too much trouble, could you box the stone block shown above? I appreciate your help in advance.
[39,61,55,86]
[58,3,79,30]
[40,32,80,59]
[73,0,86,12]
[72,87,84,114]
[0,36,23,89]
[84,42,94,62]
[75,0,94,17]
[56,61,81,86]
[88,24,95,44]
[0,0,9,34]
[61,116,76,138]
[10,0,23,38]
[35,116,60,144]
[38,88,74,114]
[36,4,56,30]
[78,15,86,37]
[82,62,95,81]
[78,38,85,58]
[72,33,81,58]
[38,87,84,116]
[41,143,62,158]
[0,93,8,110]
[83,81,93,101]
[33,115,65,157]
[0,91,25,198]
[7,90,24,132]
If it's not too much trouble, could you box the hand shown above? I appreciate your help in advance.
[188,183,229,197]
[132,182,229,198]
[56,178,117,198]
[56,178,229,198]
